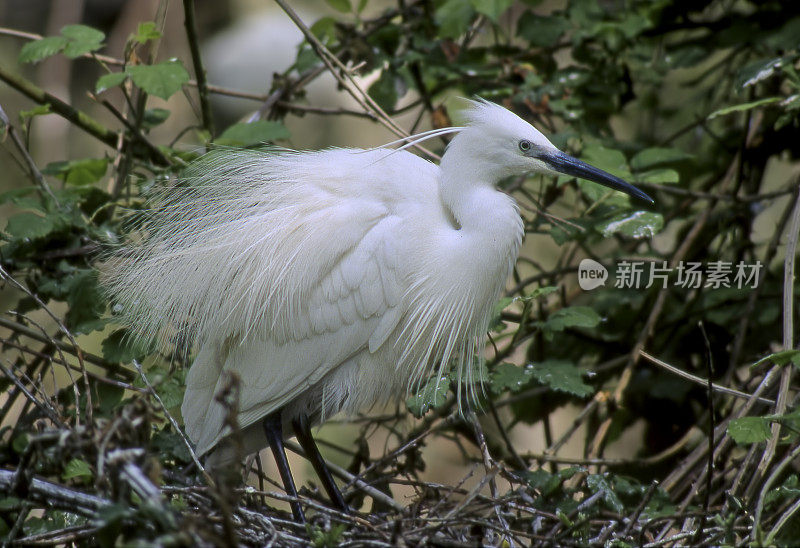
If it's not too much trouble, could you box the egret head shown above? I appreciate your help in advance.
[446,100,653,204]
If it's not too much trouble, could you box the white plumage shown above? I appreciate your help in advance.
[102,100,650,460]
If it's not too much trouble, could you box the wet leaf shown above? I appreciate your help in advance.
[407,376,449,417]
[529,360,593,397]
[597,211,663,239]
[490,363,534,394]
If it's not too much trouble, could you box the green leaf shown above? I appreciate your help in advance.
[545,306,601,331]
[573,145,633,203]
[596,211,663,239]
[735,57,784,89]
[127,60,190,100]
[135,366,186,409]
[490,296,514,328]
[490,363,534,394]
[95,72,127,93]
[18,36,68,64]
[580,144,631,180]
[216,121,291,146]
[101,329,153,363]
[143,108,171,129]
[43,158,108,186]
[294,47,320,72]
[406,376,449,417]
[528,286,559,300]
[435,0,475,39]
[96,383,125,416]
[587,474,624,513]
[60,24,105,58]
[637,168,679,184]
[764,475,800,508]
[517,12,570,47]
[4,213,58,240]
[708,97,782,119]
[525,469,562,496]
[529,360,593,397]
[728,416,771,444]
[62,458,93,481]
[310,17,337,43]
[368,69,399,111]
[471,0,513,22]
[0,187,39,206]
[630,147,692,170]
[12,433,29,454]
[326,0,352,12]
[0,496,22,511]
[752,349,800,368]
[152,429,192,464]
[131,21,161,44]
[64,270,106,334]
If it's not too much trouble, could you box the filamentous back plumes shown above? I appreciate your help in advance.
[102,100,651,460]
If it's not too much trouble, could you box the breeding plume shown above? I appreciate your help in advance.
[103,100,652,521]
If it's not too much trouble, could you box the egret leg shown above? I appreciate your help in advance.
[292,413,349,512]
[262,411,305,522]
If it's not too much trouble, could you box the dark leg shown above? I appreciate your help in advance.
[292,413,349,512]
[262,411,305,522]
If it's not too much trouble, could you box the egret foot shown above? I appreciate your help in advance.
[262,411,305,523]
[292,413,349,513]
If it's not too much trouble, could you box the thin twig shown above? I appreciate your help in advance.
[182,0,214,137]
[756,184,800,473]
[0,266,92,424]
[0,316,133,380]
[639,350,775,405]
[0,63,118,148]
[132,359,210,484]
[0,103,58,205]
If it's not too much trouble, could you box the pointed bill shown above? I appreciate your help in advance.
[540,150,654,205]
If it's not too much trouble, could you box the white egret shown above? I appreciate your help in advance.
[102,100,652,521]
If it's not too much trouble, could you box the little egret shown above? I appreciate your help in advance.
[103,100,652,521]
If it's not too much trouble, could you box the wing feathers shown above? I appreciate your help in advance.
[106,148,414,452]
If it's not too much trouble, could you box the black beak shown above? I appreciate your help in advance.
[540,150,654,205]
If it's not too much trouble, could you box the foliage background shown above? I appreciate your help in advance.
[1,0,800,545]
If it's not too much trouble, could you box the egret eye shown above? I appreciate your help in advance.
[518,139,532,153]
